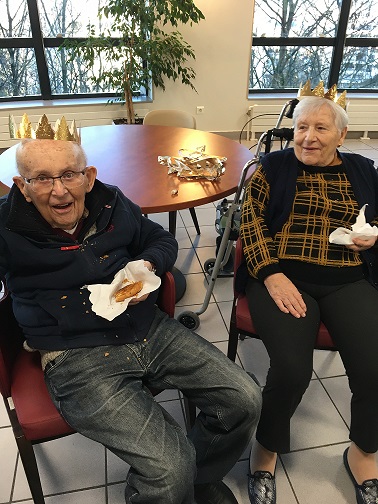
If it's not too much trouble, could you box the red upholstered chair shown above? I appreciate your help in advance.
[227,238,336,361]
[0,272,196,504]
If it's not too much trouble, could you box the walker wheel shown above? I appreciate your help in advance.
[177,311,200,331]
[204,258,216,275]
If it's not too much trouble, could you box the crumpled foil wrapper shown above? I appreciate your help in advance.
[158,146,227,180]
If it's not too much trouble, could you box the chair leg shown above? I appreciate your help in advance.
[6,406,46,504]
[16,436,45,504]
[189,207,201,235]
[227,304,239,362]
[183,396,197,431]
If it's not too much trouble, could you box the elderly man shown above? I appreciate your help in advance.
[0,125,261,504]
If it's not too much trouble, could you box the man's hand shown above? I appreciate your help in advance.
[143,260,156,272]
[264,273,307,318]
[128,260,156,305]
[346,236,377,252]
[128,293,149,305]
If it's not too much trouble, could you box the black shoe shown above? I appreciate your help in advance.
[194,481,238,504]
[343,448,378,504]
[248,471,276,504]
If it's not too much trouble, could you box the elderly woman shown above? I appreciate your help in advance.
[239,93,378,504]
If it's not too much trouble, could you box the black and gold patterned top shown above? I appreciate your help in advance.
[241,159,378,285]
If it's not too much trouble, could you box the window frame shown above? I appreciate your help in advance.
[0,0,149,102]
[249,0,378,94]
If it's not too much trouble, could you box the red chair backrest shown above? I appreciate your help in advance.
[234,238,245,296]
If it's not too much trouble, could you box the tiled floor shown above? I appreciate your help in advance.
[1,137,378,504]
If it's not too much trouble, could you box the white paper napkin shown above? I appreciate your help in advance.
[329,204,378,245]
[87,260,161,321]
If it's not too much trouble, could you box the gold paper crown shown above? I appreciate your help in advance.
[9,113,81,143]
[298,80,347,110]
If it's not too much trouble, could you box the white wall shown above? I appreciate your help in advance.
[1,0,378,149]
[152,0,255,133]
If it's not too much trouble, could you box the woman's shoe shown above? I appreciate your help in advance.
[343,448,378,504]
[248,470,276,504]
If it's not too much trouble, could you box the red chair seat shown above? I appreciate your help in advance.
[227,238,336,361]
[235,293,334,349]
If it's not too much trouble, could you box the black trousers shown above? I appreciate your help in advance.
[246,277,378,454]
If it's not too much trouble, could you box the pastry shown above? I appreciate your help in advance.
[114,281,143,302]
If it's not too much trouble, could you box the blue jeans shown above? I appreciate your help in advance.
[45,308,261,503]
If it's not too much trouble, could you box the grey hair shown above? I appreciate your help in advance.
[292,96,349,132]
[16,139,88,174]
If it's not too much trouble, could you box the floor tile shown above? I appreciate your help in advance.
[236,337,270,386]
[175,247,203,274]
[211,275,234,303]
[182,302,229,343]
[289,380,350,451]
[43,487,106,503]
[187,224,220,248]
[155,388,181,403]
[106,449,130,485]
[321,375,351,427]
[175,273,210,307]
[147,212,169,229]
[0,427,17,503]
[13,433,106,501]
[217,300,233,329]
[313,348,346,378]
[281,443,355,504]
[163,398,187,430]
[174,226,193,249]
[180,206,217,228]
[0,398,10,427]
[193,245,217,271]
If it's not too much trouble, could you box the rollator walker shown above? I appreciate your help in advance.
[177,99,298,330]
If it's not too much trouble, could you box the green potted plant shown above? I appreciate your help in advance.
[62,0,205,124]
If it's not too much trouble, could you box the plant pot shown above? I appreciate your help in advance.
[113,117,144,125]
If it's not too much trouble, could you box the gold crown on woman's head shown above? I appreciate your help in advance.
[9,113,81,143]
[298,80,347,110]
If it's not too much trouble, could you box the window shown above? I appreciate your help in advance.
[0,0,141,100]
[249,0,378,93]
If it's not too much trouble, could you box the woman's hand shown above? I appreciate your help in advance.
[264,273,307,318]
[346,236,377,252]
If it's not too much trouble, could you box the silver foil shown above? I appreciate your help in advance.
[158,146,227,180]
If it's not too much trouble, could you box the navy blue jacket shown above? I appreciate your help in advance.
[0,180,178,350]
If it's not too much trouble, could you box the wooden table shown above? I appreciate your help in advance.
[0,124,253,232]
[0,124,254,298]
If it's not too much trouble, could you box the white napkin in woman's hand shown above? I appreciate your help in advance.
[329,204,378,245]
[87,260,161,321]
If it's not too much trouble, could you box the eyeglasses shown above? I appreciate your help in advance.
[22,170,87,193]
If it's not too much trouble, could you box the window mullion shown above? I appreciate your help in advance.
[328,0,352,87]
[26,0,51,99]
